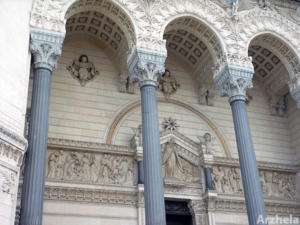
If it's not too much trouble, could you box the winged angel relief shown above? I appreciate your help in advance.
[67,54,99,86]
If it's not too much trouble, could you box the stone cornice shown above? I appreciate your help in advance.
[47,138,135,156]
[215,194,300,215]
[213,156,299,173]
[0,125,27,151]
[128,47,167,87]
[18,184,138,207]
[30,28,65,71]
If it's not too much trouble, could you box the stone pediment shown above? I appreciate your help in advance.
[159,130,202,167]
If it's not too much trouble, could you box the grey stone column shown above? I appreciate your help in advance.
[128,48,167,225]
[138,161,144,184]
[20,28,64,225]
[214,59,268,225]
[289,73,300,109]
[204,168,214,190]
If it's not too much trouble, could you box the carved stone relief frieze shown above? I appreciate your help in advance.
[67,54,99,86]
[211,165,297,200]
[46,149,135,185]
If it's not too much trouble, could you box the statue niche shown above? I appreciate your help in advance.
[161,138,201,185]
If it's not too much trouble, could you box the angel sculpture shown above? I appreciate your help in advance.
[67,54,99,86]
[197,132,215,155]
[158,69,180,97]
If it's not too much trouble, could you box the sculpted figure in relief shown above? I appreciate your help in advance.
[158,69,180,97]
[212,166,296,199]
[46,150,134,185]
[199,85,216,106]
[162,139,184,179]
[67,54,99,86]
[198,133,215,155]
[161,139,200,183]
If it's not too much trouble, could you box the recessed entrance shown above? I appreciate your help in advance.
[165,200,193,225]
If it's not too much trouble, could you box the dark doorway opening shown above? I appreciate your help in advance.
[165,200,193,225]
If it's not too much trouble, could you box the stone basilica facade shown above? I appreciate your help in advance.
[0,0,300,225]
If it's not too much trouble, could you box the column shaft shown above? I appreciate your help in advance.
[20,68,52,225]
[231,100,267,225]
[138,161,144,185]
[141,84,166,225]
[204,168,214,190]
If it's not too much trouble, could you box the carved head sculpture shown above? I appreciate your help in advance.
[79,54,88,63]
[204,133,212,142]
[163,69,171,77]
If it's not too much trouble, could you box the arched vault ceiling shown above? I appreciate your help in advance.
[163,17,222,69]
[66,11,128,54]
[66,0,136,50]
[249,45,282,81]
[250,34,300,79]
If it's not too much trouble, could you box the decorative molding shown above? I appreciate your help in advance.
[30,28,65,71]
[0,125,27,151]
[215,197,300,216]
[47,138,135,155]
[44,185,138,206]
[128,48,167,87]
[213,156,299,173]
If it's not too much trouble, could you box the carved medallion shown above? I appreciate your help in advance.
[67,54,99,86]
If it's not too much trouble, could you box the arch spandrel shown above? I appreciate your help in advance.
[238,9,300,77]
[30,0,140,43]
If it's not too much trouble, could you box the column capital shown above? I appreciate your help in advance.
[30,28,65,71]
[128,48,166,87]
[288,73,300,109]
[213,55,254,103]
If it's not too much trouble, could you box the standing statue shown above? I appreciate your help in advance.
[158,69,180,97]
[162,138,184,179]
[198,132,215,154]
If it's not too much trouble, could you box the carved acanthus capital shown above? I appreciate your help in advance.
[30,28,65,71]
[213,55,254,103]
[289,73,300,109]
[128,48,167,87]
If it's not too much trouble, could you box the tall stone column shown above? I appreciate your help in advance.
[203,154,214,190]
[20,28,64,225]
[0,126,27,225]
[128,48,167,225]
[214,57,268,225]
[289,73,300,108]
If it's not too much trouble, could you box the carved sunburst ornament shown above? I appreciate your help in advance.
[162,117,179,131]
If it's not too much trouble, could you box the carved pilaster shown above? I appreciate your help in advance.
[30,28,65,71]
[289,73,300,109]
[0,125,27,225]
[128,48,167,87]
[188,200,208,225]
[213,55,254,103]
